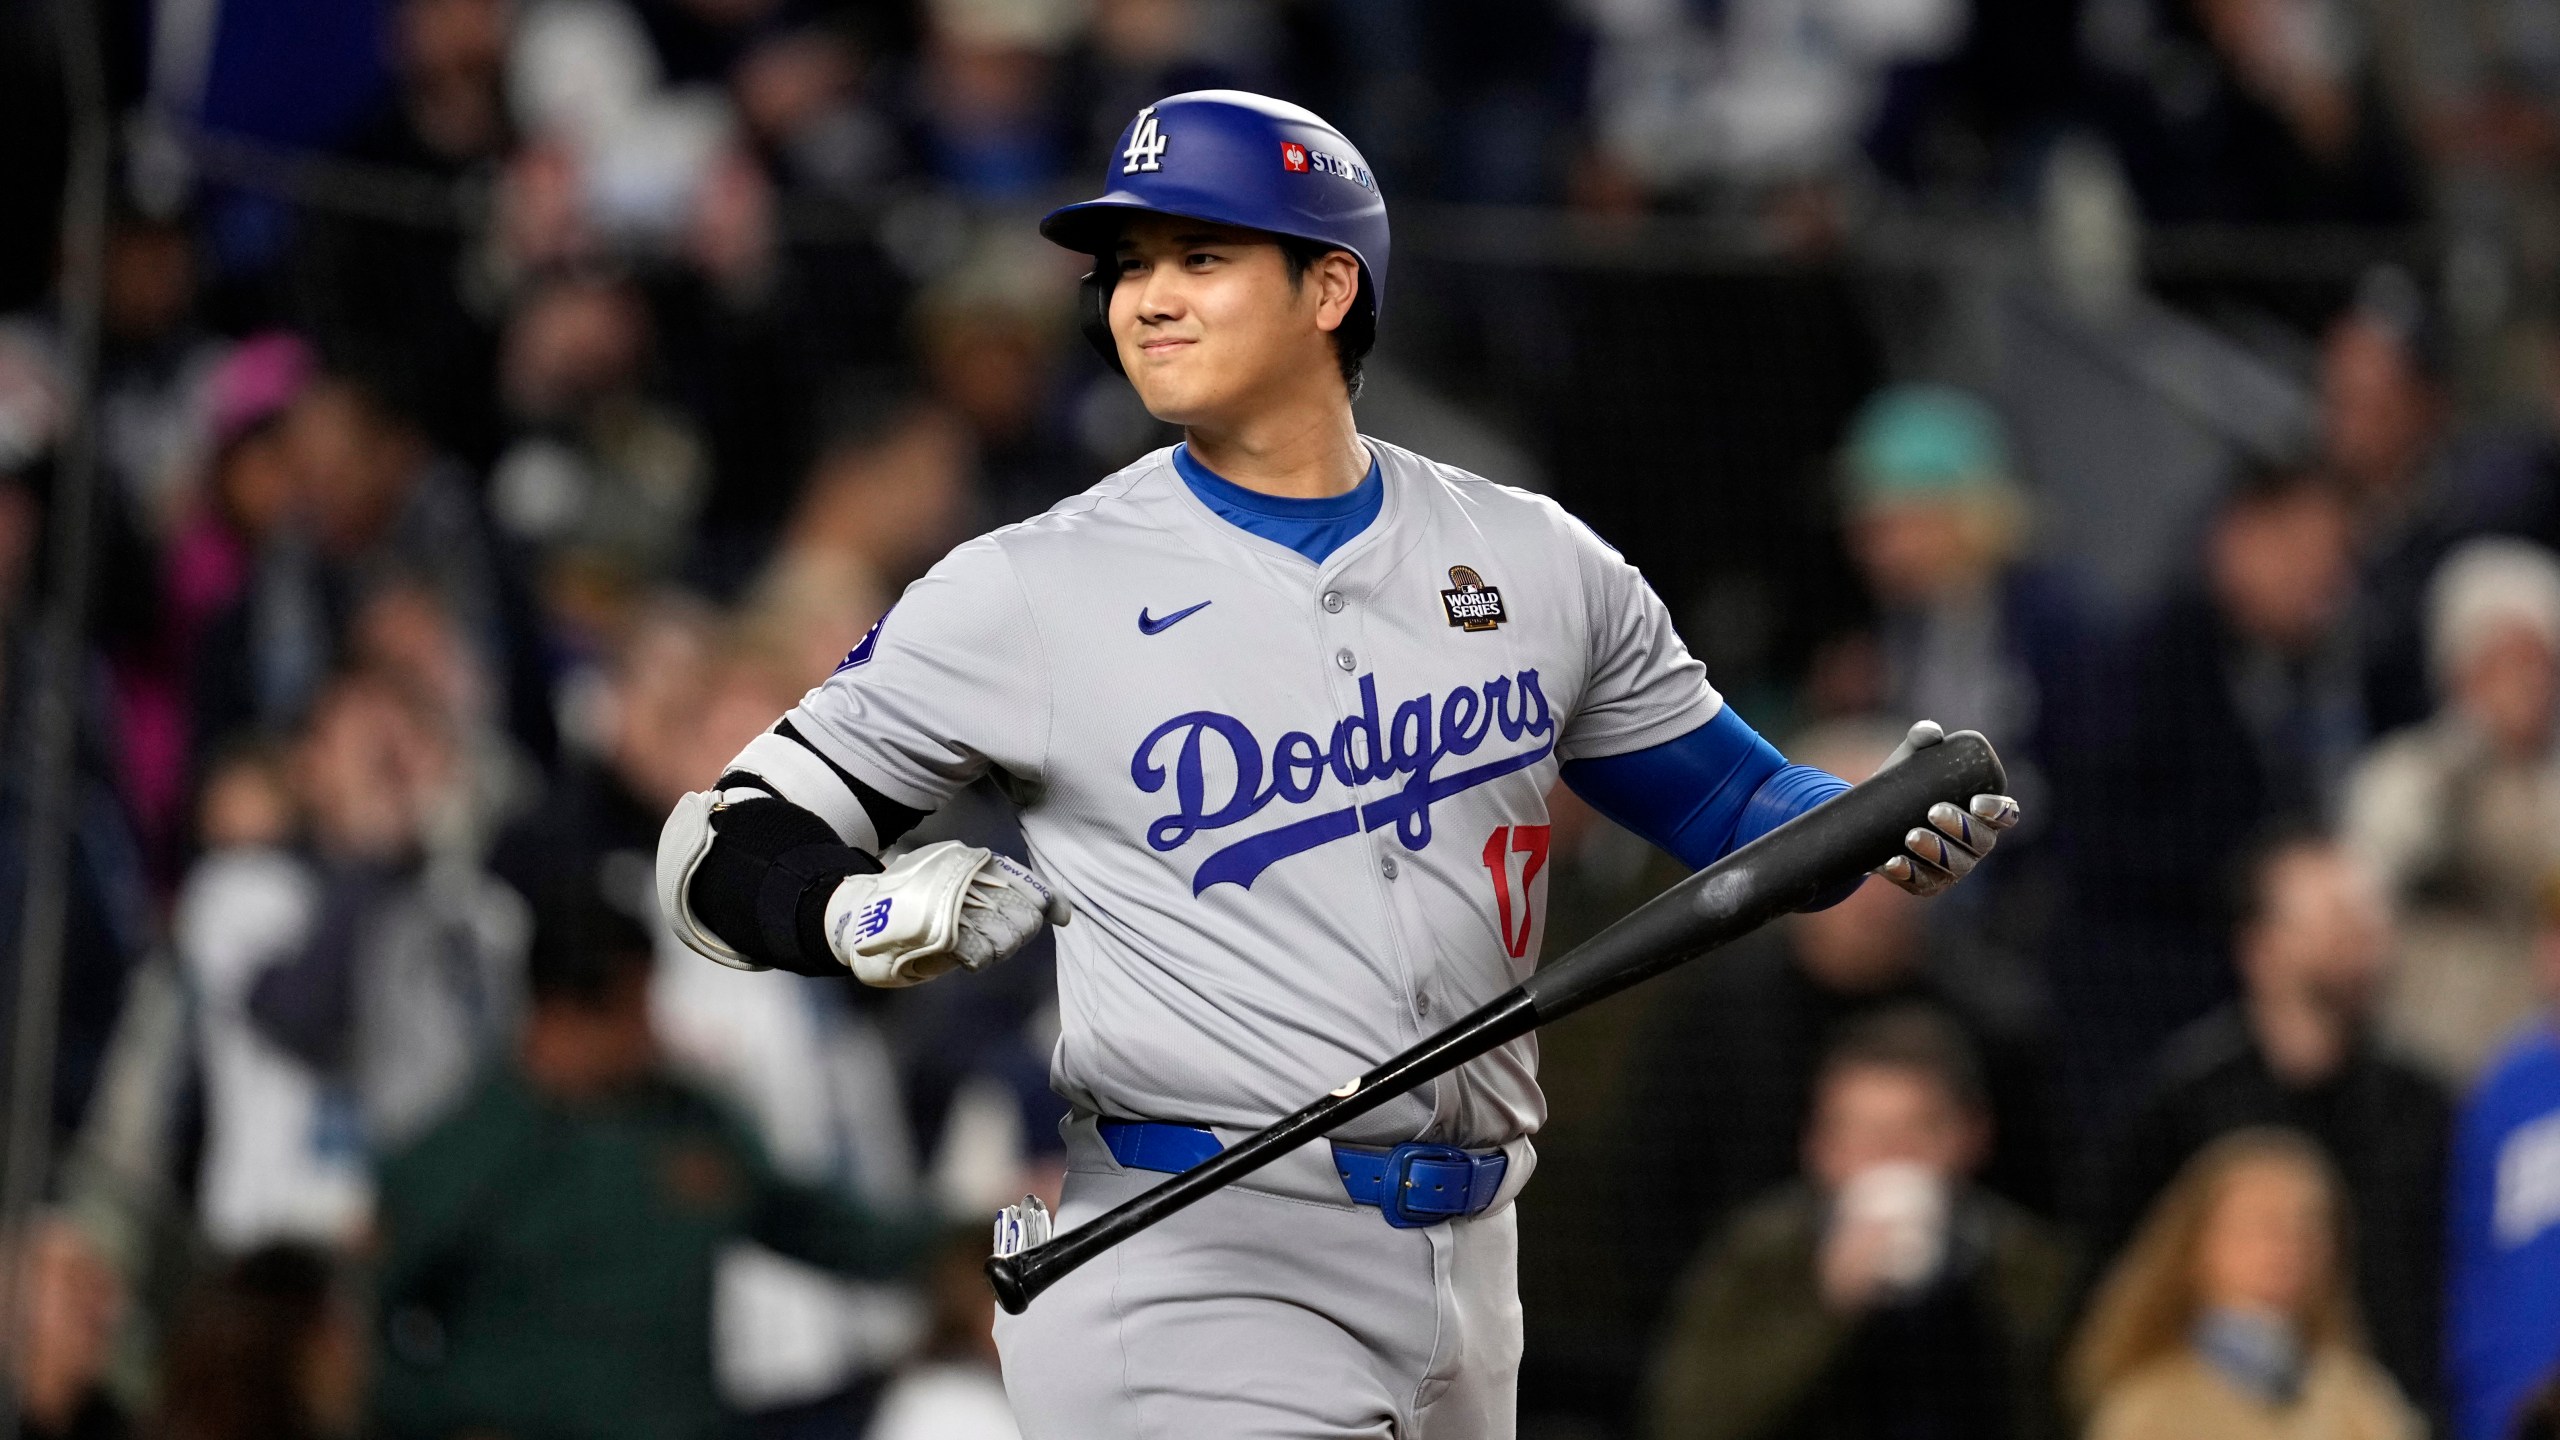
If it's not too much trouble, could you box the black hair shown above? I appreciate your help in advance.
[2218,460,2344,516]
[1818,1004,1989,1118]
[525,877,655,1009]
[1274,233,1371,399]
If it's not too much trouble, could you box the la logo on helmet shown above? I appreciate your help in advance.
[1123,107,1169,174]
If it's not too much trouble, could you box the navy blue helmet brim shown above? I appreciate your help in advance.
[1040,193,1331,257]
[1038,196,1188,256]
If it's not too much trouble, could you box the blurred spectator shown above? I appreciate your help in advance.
[9,1218,130,1440]
[178,738,373,1249]
[862,1227,1019,1440]
[909,232,1088,524]
[2322,271,2465,738]
[2348,537,2560,1082]
[2067,1127,2418,1440]
[156,1244,366,1440]
[911,0,1080,202]
[524,609,931,1416]
[1839,386,2037,742]
[1061,0,1270,179]
[1643,1008,2075,1440]
[117,331,314,877]
[2324,272,2450,539]
[299,0,517,464]
[191,371,555,771]
[0,198,219,544]
[164,331,310,651]
[245,665,528,1145]
[732,18,905,204]
[1833,385,2089,863]
[1311,0,1591,208]
[2446,877,2560,1440]
[2081,465,2364,926]
[2086,0,2423,226]
[95,204,219,525]
[1,205,205,871]
[1581,0,1972,226]
[2054,466,2365,1125]
[180,664,526,1253]
[371,881,928,1440]
[741,380,970,672]
[487,269,710,596]
[0,465,155,1151]
[488,595,719,905]
[501,0,757,274]
[347,578,539,853]
[2095,833,2449,1407]
[1624,719,2060,1335]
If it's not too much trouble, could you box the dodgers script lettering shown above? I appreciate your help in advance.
[1131,669,1555,893]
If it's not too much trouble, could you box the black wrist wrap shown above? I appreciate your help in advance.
[690,793,882,977]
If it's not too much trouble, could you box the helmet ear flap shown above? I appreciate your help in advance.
[1080,265,1123,374]
[1335,268,1378,364]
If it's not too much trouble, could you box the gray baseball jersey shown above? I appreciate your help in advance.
[782,438,1719,1150]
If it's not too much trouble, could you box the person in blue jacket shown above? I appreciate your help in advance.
[2449,884,2560,1440]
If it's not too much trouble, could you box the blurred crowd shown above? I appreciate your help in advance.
[4,0,2560,1438]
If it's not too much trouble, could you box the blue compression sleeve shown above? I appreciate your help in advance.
[1560,707,1857,904]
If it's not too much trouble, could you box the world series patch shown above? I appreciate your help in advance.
[1441,566,1506,631]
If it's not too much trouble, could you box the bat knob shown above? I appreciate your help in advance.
[986,1253,1032,1314]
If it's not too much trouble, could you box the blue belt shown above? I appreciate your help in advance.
[1098,1120,1509,1229]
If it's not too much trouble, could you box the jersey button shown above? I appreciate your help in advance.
[1415,993,1431,1017]
[1380,855,1399,880]
[1321,591,1345,614]
[1335,647,1356,671]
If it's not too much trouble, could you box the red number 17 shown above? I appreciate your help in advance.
[1481,824,1552,959]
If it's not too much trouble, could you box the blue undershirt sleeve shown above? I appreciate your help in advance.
[1559,706,1861,907]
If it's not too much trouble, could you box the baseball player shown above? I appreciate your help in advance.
[656,90,2019,1437]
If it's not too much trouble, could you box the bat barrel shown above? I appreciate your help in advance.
[1520,728,2004,1019]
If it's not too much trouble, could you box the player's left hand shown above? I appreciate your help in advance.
[1871,721,2020,898]
[824,840,1072,987]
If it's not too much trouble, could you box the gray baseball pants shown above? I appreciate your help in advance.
[993,1114,1524,1439]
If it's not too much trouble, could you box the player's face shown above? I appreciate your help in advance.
[1109,216,1358,427]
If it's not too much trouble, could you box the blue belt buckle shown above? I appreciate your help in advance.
[1379,1141,1480,1229]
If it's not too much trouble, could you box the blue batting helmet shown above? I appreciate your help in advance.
[1040,90,1390,373]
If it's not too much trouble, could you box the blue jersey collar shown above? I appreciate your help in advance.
[1172,443,1381,519]
[1172,442,1384,566]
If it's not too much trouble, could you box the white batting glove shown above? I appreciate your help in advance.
[822,840,1071,987]
[1871,721,2021,898]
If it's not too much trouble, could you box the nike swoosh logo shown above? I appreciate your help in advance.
[1138,601,1212,635]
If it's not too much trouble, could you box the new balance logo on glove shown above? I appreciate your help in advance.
[855,898,894,941]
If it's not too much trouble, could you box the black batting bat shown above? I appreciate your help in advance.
[987,729,2007,1314]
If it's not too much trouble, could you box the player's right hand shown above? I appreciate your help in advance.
[822,840,1071,987]
[1871,720,2020,897]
